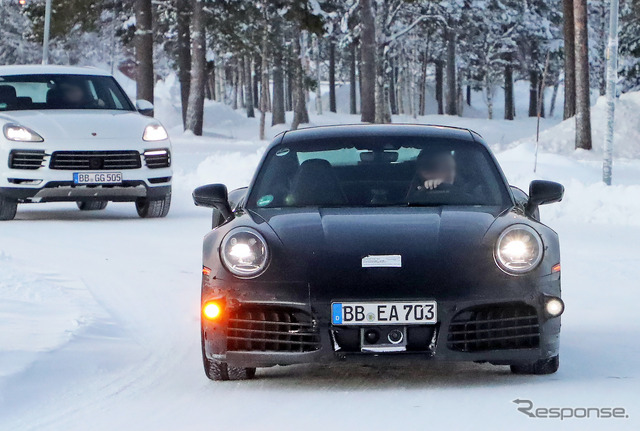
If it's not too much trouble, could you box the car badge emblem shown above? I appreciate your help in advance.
[91,132,97,136]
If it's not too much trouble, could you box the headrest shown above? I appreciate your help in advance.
[0,85,17,104]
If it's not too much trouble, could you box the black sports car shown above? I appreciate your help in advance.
[193,124,565,381]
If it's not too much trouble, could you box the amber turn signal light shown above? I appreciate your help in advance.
[203,302,222,320]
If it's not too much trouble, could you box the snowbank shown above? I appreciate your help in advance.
[508,92,640,159]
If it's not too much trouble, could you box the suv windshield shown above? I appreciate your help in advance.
[247,136,511,209]
[0,74,135,112]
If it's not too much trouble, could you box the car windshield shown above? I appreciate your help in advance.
[0,74,135,112]
[247,136,511,209]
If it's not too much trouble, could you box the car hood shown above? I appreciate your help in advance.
[250,206,508,301]
[0,110,154,141]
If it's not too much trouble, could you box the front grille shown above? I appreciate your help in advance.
[227,306,321,353]
[49,151,141,170]
[8,150,46,170]
[144,151,170,169]
[447,303,539,352]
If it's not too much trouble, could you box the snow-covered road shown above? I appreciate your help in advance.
[1,105,639,430]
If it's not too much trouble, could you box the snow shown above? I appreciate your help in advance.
[1,76,639,430]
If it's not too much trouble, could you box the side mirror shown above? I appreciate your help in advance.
[193,184,233,225]
[526,180,564,214]
[136,99,154,116]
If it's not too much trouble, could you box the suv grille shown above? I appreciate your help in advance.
[227,306,321,353]
[144,151,171,169]
[447,303,539,352]
[9,150,46,170]
[49,151,141,170]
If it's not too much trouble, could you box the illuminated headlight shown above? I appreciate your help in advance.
[220,227,269,278]
[545,297,564,317]
[495,224,543,274]
[142,124,168,141]
[3,124,44,142]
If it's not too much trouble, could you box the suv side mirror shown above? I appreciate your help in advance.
[526,180,564,214]
[193,184,233,225]
[136,99,154,116]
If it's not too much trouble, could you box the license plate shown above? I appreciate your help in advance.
[73,172,122,184]
[331,301,437,325]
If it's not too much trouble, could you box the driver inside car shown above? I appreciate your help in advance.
[413,149,457,191]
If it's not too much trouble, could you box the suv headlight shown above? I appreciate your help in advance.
[495,224,543,274]
[142,124,168,141]
[3,124,44,142]
[220,227,269,278]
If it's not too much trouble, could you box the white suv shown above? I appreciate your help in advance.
[0,65,172,220]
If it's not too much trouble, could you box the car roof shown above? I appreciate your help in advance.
[0,65,112,77]
[278,124,483,146]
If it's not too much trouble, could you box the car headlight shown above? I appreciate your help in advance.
[142,124,168,141]
[3,124,44,142]
[495,224,543,274]
[220,227,269,278]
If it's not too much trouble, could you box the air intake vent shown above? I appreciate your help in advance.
[228,306,321,353]
[9,150,45,170]
[144,150,171,169]
[447,303,539,352]
[50,151,141,170]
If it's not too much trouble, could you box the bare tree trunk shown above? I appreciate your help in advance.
[574,0,592,150]
[349,42,357,115]
[244,55,255,118]
[550,78,560,117]
[291,26,309,130]
[329,40,336,113]
[528,70,538,117]
[260,23,269,140]
[389,60,398,116]
[135,0,154,117]
[314,35,323,115]
[435,61,444,115]
[360,0,376,123]
[253,57,260,109]
[231,64,238,110]
[504,66,514,120]
[445,28,457,116]
[285,57,293,111]
[418,51,428,116]
[374,4,391,124]
[176,0,191,126]
[563,0,576,119]
[272,33,286,126]
[185,0,205,135]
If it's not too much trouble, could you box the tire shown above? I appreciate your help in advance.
[201,328,256,381]
[135,189,171,218]
[510,355,559,375]
[77,201,108,211]
[204,360,256,381]
[0,196,17,221]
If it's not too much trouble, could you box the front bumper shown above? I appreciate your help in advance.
[1,144,172,202]
[202,277,562,368]
[0,180,171,203]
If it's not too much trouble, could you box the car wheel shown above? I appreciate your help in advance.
[77,201,108,211]
[204,360,256,381]
[510,355,559,375]
[135,190,171,218]
[0,196,17,221]
[201,331,256,381]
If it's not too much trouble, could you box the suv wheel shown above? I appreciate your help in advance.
[0,196,17,221]
[135,189,171,218]
[77,201,108,211]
